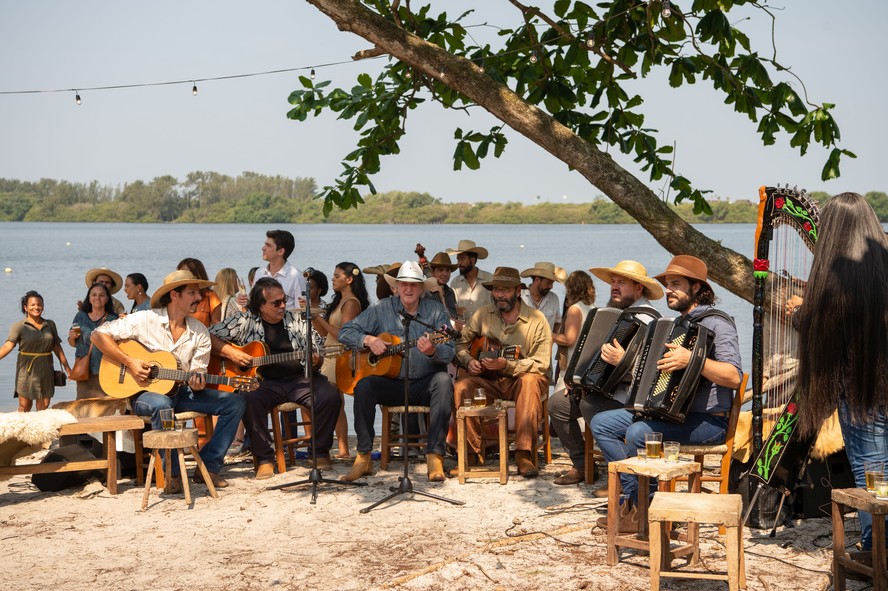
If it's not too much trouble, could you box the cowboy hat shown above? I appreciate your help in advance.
[428,252,458,271]
[84,268,123,294]
[383,261,439,292]
[362,262,402,277]
[149,270,216,309]
[520,261,567,284]
[654,255,711,290]
[482,267,526,290]
[588,260,664,300]
[445,239,489,260]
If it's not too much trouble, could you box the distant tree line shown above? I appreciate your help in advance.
[0,173,885,224]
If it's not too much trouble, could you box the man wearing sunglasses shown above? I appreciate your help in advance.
[209,277,342,480]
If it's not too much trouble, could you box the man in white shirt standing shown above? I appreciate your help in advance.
[257,230,306,306]
[446,239,493,324]
[520,262,566,332]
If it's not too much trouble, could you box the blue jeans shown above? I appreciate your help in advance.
[353,372,453,456]
[589,409,727,503]
[133,386,246,475]
[838,398,888,550]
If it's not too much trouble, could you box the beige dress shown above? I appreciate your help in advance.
[320,297,358,388]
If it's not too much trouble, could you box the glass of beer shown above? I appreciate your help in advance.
[865,461,885,492]
[645,432,663,459]
[159,409,175,430]
[473,388,488,408]
[70,324,81,338]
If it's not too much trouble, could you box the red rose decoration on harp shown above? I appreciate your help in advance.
[775,197,785,209]
[753,259,770,271]
[786,402,798,415]
[803,222,813,233]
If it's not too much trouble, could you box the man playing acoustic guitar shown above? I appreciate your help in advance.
[338,261,455,483]
[92,270,246,491]
[208,277,341,480]
[454,267,552,478]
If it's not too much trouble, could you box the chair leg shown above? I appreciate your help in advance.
[133,428,145,486]
[177,448,191,506]
[584,425,596,484]
[726,524,740,591]
[191,446,218,499]
[271,407,287,474]
[141,452,156,511]
[380,406,391,470]
[541,399,552,464]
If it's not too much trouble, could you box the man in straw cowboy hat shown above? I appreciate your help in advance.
[92,270,246,491]
[422,252,459,321]
[520,261,567,331]
[446,240,493,324]
[208,277,342,480]
[362,261,402,301]
[454,267,552,478]
[338,261,455,482]
[589,255,742,531]
[83,267,126,315]
[548,260,663,486]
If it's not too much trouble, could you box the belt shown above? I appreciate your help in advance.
[710,411,730,417]
[20,351,51,372]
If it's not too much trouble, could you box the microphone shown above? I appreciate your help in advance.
[302,267,316,278]
[440,324,462,340]
[398,309,415,322]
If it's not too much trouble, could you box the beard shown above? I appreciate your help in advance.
[607,296,632,310]
[458,261,475,276]
[667,292,693,314]
[494,293,518,312]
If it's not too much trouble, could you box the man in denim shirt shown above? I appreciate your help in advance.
[338,261,455,482]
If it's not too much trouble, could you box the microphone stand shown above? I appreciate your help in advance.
[268,282,367,503]
[360,310,463,513]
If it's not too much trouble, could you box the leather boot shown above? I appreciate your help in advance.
[553,467,583,486]
[426,453,445,482]
[341,452,373,482]
[516,450,538,478]
[596,501,639,534]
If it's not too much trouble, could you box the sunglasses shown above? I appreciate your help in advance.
[267,296,288,308]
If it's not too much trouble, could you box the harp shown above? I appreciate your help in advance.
[749,185,820,493]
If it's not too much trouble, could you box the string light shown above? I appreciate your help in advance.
[310,68,316,79]
[529,50,539,64]
[74,91,81,105]
[661,0,672,18]
[585,33,596,48]
[191,82,198,95]
[405,69,412,79]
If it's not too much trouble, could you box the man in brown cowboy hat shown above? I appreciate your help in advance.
[589,255,742,531]
[446,239,493,324]
[92,270,246,491]
[454,267,552,478]
[338,261,455,483]
[422,252,459,321]
[548,260,663,486]
[520,261,567,331]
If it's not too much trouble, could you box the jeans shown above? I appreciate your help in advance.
[353,372,453,456]
[589,408,727,503]
[838,398,888,550]
[132,386,246,475]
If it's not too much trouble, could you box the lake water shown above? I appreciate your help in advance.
[0,222,757,417]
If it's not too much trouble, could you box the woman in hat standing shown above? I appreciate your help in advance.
[83,267,126,315]
[69,283,118,398]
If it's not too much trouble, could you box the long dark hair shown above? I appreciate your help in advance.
[796,192,888,435]
[82,283,114,315]
[329,262,370,315]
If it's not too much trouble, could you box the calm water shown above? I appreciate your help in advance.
[0,222,756,415]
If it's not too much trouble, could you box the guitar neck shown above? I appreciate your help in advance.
[153,366,234,387]
[250,350,307,368]
[374,332,448,362]
[478,350,506,360]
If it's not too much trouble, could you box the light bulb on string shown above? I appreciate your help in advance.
[405,69,412,79]
[310,68,316,80]
[74,91,81,105]
[585,33,595,48]
[529,50,539,64]
[661,0,672,18]
[192,82,198,96]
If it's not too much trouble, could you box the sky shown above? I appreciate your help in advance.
[0,1,885,205]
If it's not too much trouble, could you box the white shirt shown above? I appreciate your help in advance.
[95,308,212,372]
[257,261,306,307]
[450,268,493,323]
[521,290,562,330]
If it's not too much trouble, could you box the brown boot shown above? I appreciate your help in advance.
[595,501,638,534]
[448,452,479,477]
[193,469,229,489]
[553,467,583,486]
[516,450,538,478]
[426,453,445,482]
[164,475,183,495]
[341,452,373,482]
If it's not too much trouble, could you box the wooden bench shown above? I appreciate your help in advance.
[0,415,145,495]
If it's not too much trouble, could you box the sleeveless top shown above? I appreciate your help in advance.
[554,301,595,394]
[320,296,359,387]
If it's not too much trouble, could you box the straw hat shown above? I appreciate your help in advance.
[383,261,439,292]
[362,262,402,277]
[588,260,664,300]
[445,239,489,260]
[654,255,711,290]
[84,268,123,294]
[150,270,216,309]
[520,262,567,284]
[428,252,458,271]
[482,267,526,290]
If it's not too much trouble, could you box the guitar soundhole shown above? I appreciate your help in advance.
[147,364,160,381]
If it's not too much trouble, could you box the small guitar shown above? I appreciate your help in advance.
[335,330,454,394]
[468,336,521,379]
[206,341,346,392]
[99,340,259,399]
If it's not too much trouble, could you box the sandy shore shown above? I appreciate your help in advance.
[0,441,865,591]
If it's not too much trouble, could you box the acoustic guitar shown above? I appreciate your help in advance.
[206,341,346,392]
[468,336,521,379]
[335,330,454,394]
[99,340,259,399]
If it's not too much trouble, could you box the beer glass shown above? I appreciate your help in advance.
[865,461,884,492]
[645,432,663,459]
[159,409,175,430]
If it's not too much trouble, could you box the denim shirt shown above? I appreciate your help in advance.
[338,296,455,379]
[72,310,118,375]
[686,305,743,413]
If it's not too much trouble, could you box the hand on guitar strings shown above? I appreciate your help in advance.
[656,342,691,372]
[125,357,154,382]
[226,346,253,367]
[363,334,390,356]
[416,333,436,356]
[481,356,507,373]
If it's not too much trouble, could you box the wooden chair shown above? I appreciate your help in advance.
[480,396,551,467]
[583,426,604,484]
[379,405,431,470]
[271,402,312,474]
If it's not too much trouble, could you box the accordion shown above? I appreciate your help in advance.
[629,316,714,423]
[563,307,620,391]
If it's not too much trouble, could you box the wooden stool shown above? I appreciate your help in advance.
[141,428,218,510]
[456,406,508,485]
[649,492,746,591]
[379,405,430,470]
[606,456,702,566]
[140,411,214,489]
[480,399,549,467]
[272,402,311,474]
[832,488,888,591]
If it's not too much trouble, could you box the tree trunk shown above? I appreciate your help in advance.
[306,0,754,303]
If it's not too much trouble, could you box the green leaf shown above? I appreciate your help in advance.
[461,142,481,170]
[357,73,372,89]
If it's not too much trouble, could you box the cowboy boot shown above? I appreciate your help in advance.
[516,450,539,478]
[426,453,445,482]
[341,452,373,482]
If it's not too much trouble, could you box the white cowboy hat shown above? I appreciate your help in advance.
[588,260,664,300]
[383,260,439,292]
[150,270,216,309]
[520,261,567,284]
[445,239,489,260]
[84,268,123,294]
